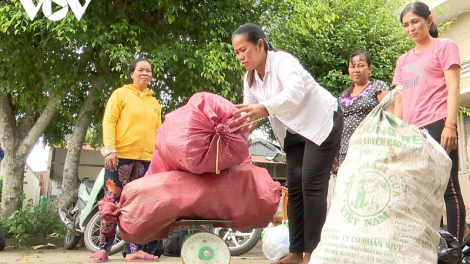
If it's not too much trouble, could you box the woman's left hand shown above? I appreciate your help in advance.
[441,127,458,154]
[233,104,269,123]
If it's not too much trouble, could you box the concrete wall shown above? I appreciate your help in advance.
[458,115,470,222]
[48,148,104,181]
[441,10,470,90]
[23,167,41,206]
[50,179,62,199]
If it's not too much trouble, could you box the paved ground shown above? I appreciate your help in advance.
[0,241,268,264]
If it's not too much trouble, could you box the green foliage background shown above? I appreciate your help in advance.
[264,0,413,97]
[1,0,415,147]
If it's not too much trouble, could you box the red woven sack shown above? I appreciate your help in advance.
[146,92,250,175]
[99,164,282,245]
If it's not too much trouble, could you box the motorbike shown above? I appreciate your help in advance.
[213,227,262,256]
[58,168,125,255]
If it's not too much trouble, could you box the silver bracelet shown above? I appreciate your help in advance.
[100,147,117,158]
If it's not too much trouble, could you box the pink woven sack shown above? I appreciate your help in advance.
[99,164,282,245]
[146,92,250,176]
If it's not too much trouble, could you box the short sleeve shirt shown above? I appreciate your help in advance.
[392,38,460,127]
[338,80,389,166]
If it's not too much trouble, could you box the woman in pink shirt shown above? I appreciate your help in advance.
[393,1,464,243]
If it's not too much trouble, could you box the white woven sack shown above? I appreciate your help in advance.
[310,89,452,264]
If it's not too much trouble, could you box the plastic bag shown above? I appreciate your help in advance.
[326,173,336,212]
[438,228,462,264]
[262,223,289,260]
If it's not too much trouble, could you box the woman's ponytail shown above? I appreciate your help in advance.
[429,22,438,38]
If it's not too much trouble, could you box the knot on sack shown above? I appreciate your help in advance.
[214,123,230,137]
[214,118,261,174]
[98,196,121,224]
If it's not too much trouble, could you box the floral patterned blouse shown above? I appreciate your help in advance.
[338,80,389,166]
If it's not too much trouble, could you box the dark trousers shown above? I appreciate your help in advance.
[284,110,343,253]
[423,120,465,243]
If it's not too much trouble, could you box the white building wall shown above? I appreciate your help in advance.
[23,167,41,206]
[50,179,62,199]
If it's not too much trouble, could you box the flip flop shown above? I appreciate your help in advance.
[127,252,160,262]
[271,261,284,264]
[89,251,108,263]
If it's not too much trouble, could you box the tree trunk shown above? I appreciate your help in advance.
[49,80,103,214]
[1,155,26,215]
[0,92,63,218]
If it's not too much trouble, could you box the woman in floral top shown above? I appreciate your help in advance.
[337,51,389,166]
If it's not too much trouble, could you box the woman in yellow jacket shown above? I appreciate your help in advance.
[90,58,162,263]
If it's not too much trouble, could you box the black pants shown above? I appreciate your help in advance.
[423,119,465,243]
[284,110,343,253]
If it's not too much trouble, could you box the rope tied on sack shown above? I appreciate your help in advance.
[98,196,121,224]
[215,118,261,174]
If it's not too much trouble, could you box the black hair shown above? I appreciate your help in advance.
[129,57,153,80]
[348,50,371,67]
[232,23,277,87]
[400,1,438,38]
[342,50,372,98]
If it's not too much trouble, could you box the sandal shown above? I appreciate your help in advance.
[89,251,108,263]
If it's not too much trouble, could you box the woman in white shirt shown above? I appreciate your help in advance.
[232,23,343,264]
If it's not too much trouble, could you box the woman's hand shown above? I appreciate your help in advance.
[441,127,458,154]
[331,157,338,174]
[233,104,269,123]
[105,153,118,172]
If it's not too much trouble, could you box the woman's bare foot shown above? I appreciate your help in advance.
[273,252,303,264]
[125,250,159,261]
[300,252,311,264]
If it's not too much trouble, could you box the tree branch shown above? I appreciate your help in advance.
[38,51,48,87]
[17,107,37,140]
[0,92,19,153]
[17,92,65,159]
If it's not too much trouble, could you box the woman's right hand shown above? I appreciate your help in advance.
[441,126,458,154]
[331,157,338,174]
[105,153,118,172]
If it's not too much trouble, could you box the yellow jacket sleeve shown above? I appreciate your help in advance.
[102,89,123,149]
[156,105,162,130]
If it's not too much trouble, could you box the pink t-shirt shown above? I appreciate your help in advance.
[392,38,460,127]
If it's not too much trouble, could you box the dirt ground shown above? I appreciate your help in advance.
[0,241,268,264]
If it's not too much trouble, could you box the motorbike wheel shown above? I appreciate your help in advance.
[84,210,125,255]
[0,224,5,251]
[63,228,81,250]
[213,228,262,256]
